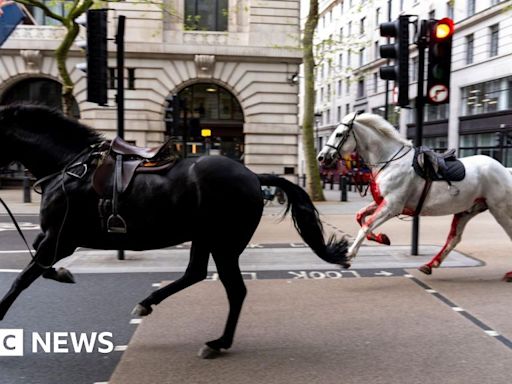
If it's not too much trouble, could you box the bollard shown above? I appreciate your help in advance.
[23,171,31,203]
[340,176,347,202]
[322,175,326,188]
[330,175,334,190]
[302,174,306,188]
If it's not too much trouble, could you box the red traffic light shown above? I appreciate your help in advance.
[432,18,454,41]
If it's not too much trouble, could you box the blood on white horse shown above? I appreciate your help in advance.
[318,112,512,281]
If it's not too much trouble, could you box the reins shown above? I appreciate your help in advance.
[1,144,101,269]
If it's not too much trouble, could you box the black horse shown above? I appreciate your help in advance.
[0,104,348,356]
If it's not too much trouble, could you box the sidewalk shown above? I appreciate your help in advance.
[0,187,41,215]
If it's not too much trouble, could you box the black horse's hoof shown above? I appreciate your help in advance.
[42,267,76,283]
[198,344,223,359]
[132,303,152,317]
[341,262,351,269]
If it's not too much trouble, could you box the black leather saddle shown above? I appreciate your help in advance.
[92,137,178,233]
[412,146,465,183]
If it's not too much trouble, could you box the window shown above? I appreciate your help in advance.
[329,10,332,23]
[359,48,365,67]
[339,53,343,69]
[447,2,454,19]
[466,34,474,64]
[428,9,436,19]
[185,0,228,31]
[326,109,331,124]
[357,78,365,98]
[490,24,499,57]
[339,28,343,42]
[348,21,352,37]
[375,8,381,26]
[360,17,365,35]
[347,51,351,67]
[345,103,350,115]
[461,76,512,116]
[373,72,378,93]
[372,106,400,127]
[467,0,475,17]
[337,80,342,96]
[425,103,448,121]
[345,77,350,93]
[411,56,418,81]
[25,1,71,25]
[458,133,512,166]
[374,41,379,61]
[327,84,331,101]
[337,106,342,122]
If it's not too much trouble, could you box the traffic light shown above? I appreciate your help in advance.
[379,15,410,107]
[164,94,181,136]
[76,9,108,106]
[426,18,454,105]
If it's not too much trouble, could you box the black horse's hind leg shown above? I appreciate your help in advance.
[133,242,210,316]
[200,252,246,357]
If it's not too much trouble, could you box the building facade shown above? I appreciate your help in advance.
[301,0,512,174]
[0,0,302,175]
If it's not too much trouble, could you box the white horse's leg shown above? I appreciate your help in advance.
[419,198,488,275]
[347,200,400,262]
[485,204,512,282]
[356,203,391,245]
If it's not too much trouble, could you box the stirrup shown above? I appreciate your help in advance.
[107,214,127,234]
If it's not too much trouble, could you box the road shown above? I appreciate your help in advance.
[1,196,512,383]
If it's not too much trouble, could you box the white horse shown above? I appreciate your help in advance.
[317,111,512,281]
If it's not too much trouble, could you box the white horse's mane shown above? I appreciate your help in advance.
[353,113,412,147]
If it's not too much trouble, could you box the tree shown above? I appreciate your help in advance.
[14,0,94,116]
[302,0,324,201]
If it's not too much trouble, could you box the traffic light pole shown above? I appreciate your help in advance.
[411,20,428,256]
[116,15,126,261]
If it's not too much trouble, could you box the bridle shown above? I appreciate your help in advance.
[324,110,362,161]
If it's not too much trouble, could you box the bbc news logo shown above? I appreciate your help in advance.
[0,329,114,356]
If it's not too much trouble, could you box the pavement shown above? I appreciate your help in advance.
[2,186,512,384]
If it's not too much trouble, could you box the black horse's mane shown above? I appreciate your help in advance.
[0,103,103,148]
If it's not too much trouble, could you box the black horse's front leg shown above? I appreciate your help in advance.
[0,234,74,320]
[33,232,75,284]
[0,260,45,320]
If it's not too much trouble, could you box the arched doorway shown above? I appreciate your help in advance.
[166,83,244,161]
[0,77,80,118]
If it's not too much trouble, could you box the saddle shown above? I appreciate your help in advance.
[413,146,465,183]
[92,137,178,233]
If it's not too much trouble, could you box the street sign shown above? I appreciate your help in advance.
[0,3,25,47]
[428,84,449,104]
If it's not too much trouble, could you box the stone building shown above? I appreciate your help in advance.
[0,0,302,175]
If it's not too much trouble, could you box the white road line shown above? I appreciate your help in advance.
[452,307,465,312]
[93,382,109,384]
[114,345,128,352]
[0,250,35,254]
[425,289,437,293]
[484,330,500,337]
[152,283,161,287]
[0,269,22,273]
[404,274,414,278]
[130,318,142,324]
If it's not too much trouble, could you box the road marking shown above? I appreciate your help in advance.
[114,345,128,351]
[0,250,35,254]
[129,319,142,324]
[152,283,161,288]
[93,382,109,384]
[408,276,512,350]
[374,271,394,277]
[0,268,22,273]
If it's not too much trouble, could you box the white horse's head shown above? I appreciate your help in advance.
[317,111,361,166]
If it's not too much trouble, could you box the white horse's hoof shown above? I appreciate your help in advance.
[198,345,222,359]
[131,304,152,317]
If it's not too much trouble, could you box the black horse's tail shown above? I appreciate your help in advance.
[257,174,350,267]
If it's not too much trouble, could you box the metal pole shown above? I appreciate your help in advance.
[182,99,188,158]
[116,15,126,261]
[23,170,31,203]
[412,20,427,256]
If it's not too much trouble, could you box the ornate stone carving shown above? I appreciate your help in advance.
[195,54,215,78]
[183,32,227,45]
[20,50,42,73]
[11,26,66,40]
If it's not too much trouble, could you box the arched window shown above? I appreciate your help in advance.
[0,77,80,118]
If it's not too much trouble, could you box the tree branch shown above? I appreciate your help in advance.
[15,0,65,23]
